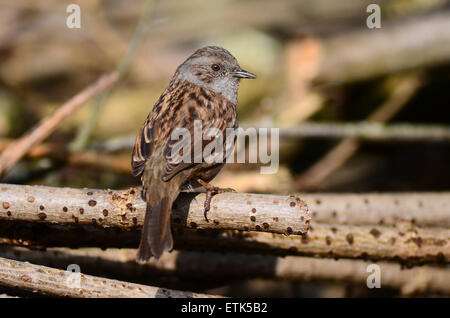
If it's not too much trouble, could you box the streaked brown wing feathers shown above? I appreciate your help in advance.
[162,92,236,181]
[132,81,237,180]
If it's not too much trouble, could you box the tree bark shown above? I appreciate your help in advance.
[0,256,220,298]
[3,246,447,295]
[0,221,447,266]
[2,183,447,228]
[0,183,311,236]
[174,225,450,266]
[300,192,450,227]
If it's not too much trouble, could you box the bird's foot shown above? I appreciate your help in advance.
[197,179,236,222]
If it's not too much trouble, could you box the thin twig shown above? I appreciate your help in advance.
[0,72,119,177]
[273,122,450,141]
[86,120,450,151]
[0,256,220,298]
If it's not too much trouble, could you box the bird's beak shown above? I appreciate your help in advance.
[230,69,256,79]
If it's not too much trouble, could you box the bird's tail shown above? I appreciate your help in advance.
[136,171,180,263]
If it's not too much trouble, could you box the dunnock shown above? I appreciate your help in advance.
[132,46,255,262]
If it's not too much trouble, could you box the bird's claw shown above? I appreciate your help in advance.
[197,179,237,223]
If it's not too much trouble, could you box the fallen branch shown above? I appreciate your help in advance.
[3,247,448,295]
[0,183,311,235]
[1,185,448,264]
[0,256,219,298]
[0,184,448,244]
[0,72,119,176]
[301,192,450,228]
[174,225,450,266]
[0,221,447,266]
[1,183,445,229]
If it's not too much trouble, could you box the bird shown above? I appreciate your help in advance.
[132,46,256,263]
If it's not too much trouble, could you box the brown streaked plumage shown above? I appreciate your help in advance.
[132,46,255,263]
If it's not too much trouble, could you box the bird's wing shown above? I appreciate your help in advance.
[132,115,154,177]
[162,95,236,181]
[132,81,237,180]
[131,90,168,177]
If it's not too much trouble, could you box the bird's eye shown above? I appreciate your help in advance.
[211,64,221,72]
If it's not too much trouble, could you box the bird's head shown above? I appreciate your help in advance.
[175,46,256,103]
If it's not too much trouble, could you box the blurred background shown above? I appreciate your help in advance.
[0,0,450,297]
